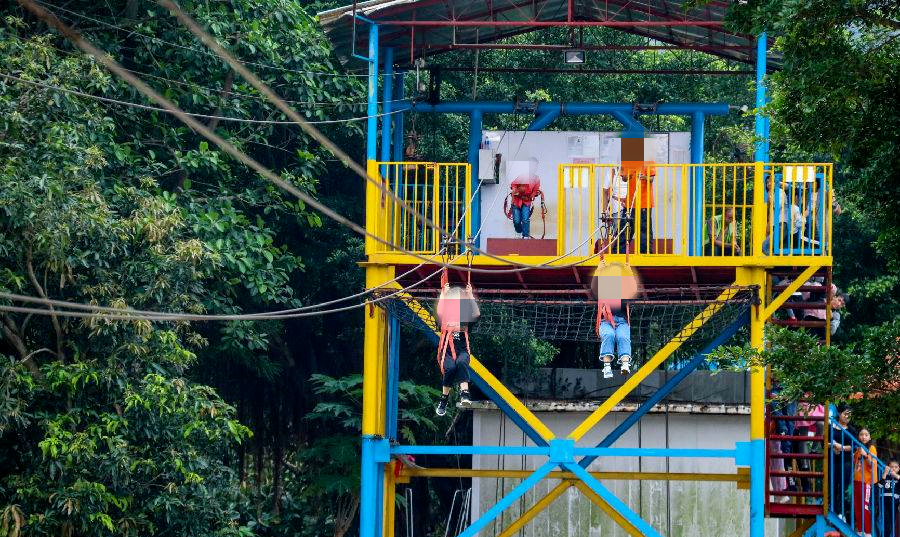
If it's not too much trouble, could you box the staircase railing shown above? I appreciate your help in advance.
[826,409,895,537]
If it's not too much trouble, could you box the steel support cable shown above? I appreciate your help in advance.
[39,43,406,107]
[22,0,609,275]
[34,0,375,78]
[153,0,636,272]
[9,1,633,323]
[0,155,492,322]
[0,74,407,125]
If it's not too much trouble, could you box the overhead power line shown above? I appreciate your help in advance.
[1,73,406,125]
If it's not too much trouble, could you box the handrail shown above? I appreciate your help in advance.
[827,407,891,536]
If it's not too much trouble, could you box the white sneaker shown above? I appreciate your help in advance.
[602,363,613,379]
[619,356,632,375]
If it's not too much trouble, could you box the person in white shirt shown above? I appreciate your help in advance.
[602,168,631,254]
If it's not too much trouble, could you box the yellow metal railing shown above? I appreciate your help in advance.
[371,162,471,256]
[557,163,833,259]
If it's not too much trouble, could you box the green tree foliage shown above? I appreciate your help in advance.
[710,323,900,441]
[0,1,368,534]
[727,0,900,320]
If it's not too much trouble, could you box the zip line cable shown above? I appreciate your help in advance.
[34,0,376,79]
[42,44,409,108]
[154,0,623,272]
[0,153,492,322]
[0,74,407,125]
[20,0,614,275]
[7,0,636,323]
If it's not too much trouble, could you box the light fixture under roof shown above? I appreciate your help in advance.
[564,49,586,64]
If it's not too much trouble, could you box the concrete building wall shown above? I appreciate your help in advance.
[470,407,795,537]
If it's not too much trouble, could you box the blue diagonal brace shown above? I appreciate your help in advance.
[565,463,663,537]
[579,310,749,469]
[457,461,557,537]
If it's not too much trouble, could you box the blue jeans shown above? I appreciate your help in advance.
[599,315,631,359]
[511,204,532,238]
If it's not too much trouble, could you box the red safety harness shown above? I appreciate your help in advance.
[503,189,547,239]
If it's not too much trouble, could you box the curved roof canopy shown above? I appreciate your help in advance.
[318,0,779,71]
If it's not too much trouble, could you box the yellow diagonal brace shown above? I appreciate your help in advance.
[386,284,555,442]
[761,264,822,321]
[573,481,644,537]
[495,482,571,537]
[568,285,739,441]
[786,518,813,537]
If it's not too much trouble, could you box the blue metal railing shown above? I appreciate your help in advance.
[827,411,896,537]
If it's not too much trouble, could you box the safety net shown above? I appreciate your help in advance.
[373,285,755,366]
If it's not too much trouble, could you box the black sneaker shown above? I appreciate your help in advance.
[459,390,471,406]
[436,395,449,416]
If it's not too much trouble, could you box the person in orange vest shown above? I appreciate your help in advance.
[620,162,656,254]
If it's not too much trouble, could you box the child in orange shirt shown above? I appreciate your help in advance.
[854,428,878,536]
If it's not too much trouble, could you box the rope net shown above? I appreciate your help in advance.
[374,285,755,366]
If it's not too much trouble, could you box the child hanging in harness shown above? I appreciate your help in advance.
[506,157,545,239]
[434,271,480,416]
[592,263,639,379]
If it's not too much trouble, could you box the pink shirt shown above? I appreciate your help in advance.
[795,403,824,429]
[801,283,837,321]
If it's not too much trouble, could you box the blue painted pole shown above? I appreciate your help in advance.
[365,24,379,163]
[468,110,483,249]
[379,48,393,165]
[690,111,706,256]
[387,315,400,439]
[754,33,769,163]
[360,22,380,537]
[360,438,379,537]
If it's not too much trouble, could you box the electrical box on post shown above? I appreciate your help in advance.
[478,149,499,183]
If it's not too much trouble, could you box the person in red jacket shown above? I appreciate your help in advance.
[509,157,542,238]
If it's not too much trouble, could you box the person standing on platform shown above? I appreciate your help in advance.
[509,157,542,239]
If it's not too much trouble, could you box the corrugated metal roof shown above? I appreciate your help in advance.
[318,0,780,70]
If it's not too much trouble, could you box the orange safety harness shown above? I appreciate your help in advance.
[435,265,476,375]
[503,189,547,239]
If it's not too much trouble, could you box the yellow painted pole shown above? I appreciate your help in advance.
[568,285,738,441]
[738,266,767,536]
[362,265,394,435]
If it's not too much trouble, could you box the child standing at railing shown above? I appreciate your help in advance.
[877,460,900,537]
[853,428,878,536]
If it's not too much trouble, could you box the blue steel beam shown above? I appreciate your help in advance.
[579,311,749,469]
[392,445,743,459]
[379,47,393,165]
[365,24,379,162]
[754,33,769,162]
[468,110,483,248]
[386,315,400,440]
[458,462,557,537]
[689,111,706,256]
